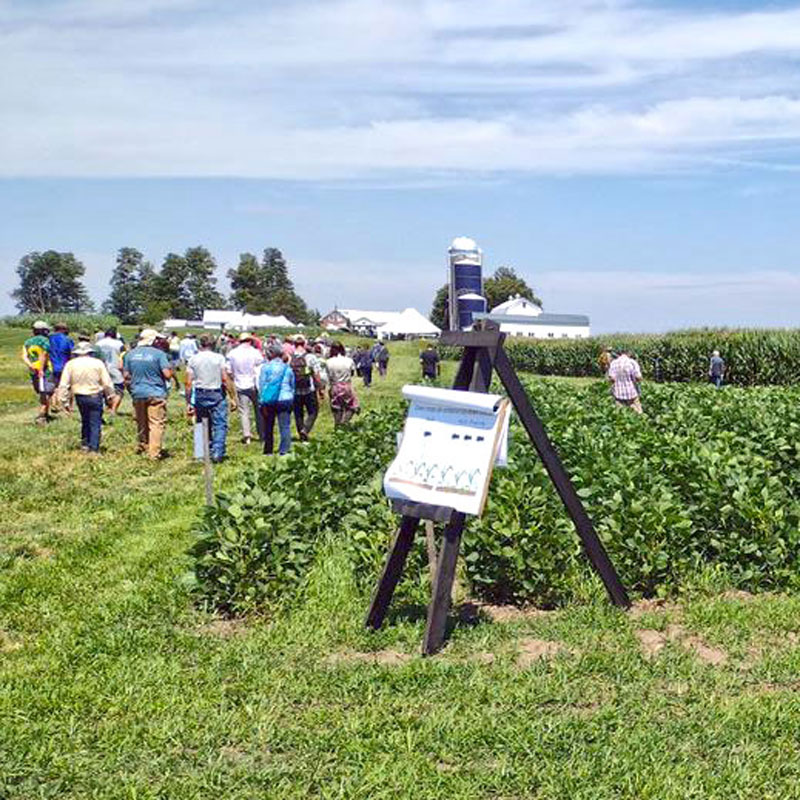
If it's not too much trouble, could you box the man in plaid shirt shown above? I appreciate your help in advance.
[607,350,643,413]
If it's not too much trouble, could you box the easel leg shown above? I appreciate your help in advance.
[422,512,465,656]
[494,349,630,609]
[425,520,438,583]
[365,515,419,630]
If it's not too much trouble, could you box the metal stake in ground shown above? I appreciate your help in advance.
[202,417,213,506]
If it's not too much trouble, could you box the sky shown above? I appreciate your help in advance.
[2,0,800,332]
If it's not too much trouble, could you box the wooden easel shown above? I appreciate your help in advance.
[365,322,630,655]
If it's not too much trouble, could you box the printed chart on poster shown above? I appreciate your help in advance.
[384,385,510,516]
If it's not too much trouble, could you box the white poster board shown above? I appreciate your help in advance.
[383,385,511,516]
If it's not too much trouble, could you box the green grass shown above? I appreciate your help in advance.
[2,327,800,798]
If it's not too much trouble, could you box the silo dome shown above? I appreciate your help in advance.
[450,236,478,252]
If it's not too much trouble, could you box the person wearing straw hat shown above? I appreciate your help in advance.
[122,329,173,459]
[225,332,264,445]
[21,320,55,425]
[57,341,117,453]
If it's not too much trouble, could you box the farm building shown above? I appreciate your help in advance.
[320,307,440,339]
[474,294,590,339]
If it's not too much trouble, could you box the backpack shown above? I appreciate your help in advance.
[291,351,312,392]
[259,362,287,404]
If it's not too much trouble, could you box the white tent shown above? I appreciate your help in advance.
[201,310,297,330]
[202,310,242,329]
[338,309,400,327]
[242,313,296,329]
[378,308,440,340]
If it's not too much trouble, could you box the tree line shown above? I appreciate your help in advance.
[10,247,316,325]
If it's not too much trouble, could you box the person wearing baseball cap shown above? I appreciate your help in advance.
[122,329,173,459]
[21,320,55,424]
[57,341,117,453]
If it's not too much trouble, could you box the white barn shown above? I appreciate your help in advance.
[475,295,590,340]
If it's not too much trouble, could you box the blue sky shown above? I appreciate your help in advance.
[2,0,800,331]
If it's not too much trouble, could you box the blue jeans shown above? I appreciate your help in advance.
[261,401,293,455]
[76,393,104,451]
[711,375,723,389]
[194,388,228,461]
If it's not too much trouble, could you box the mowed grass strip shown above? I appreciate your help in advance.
[2,326,800,798]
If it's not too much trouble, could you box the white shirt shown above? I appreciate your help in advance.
[326,355,355,384]
[187,350,227,390]
[179,337,199,362]
[96,336,124,383]
[226,343,264,391]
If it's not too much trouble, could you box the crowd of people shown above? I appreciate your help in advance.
[20,320,398,460]
[600,347,726,414]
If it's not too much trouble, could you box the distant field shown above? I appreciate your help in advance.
[3,327,800,799]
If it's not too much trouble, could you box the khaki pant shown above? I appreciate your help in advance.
[615,396,643,414]
[134,397,167,459]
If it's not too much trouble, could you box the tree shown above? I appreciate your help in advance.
[228,252,262,311]
[103,247,152,323]
[150,246,225,319]
[429,283,449,329]
[150,252,191,318]
[11,250,94,314]
[227,247,310,323]
[184,246,225,316]
[483,266,542,311]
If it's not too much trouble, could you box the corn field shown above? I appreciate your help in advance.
[441,328,800,386]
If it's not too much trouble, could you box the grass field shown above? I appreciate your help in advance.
[3,326,800,799]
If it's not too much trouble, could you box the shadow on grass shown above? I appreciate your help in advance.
[385,601,492,636]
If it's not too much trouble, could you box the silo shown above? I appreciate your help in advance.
[448,236,483,331]
[456,292,487,330]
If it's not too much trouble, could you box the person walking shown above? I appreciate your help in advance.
[179,333,199,366]
[48,323,74,397]
[709,350,725,389]
[186,335,235,463]
[607,349,643,413]
[358,344,374,387]
[420,343,440,381]
[326,341,360,426]
[21,320,55,424]
[258,344,295,455]
[167,332,182,390]
[57,341,117,453]
[373,341,389,378]
[96,328,126,416]
[598,347,612,375]
[291,336,323,441]
[225,332,264,445]
[123,329,173,460]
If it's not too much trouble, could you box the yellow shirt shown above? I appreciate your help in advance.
[57,356,115,405]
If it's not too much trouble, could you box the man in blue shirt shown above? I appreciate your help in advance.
[48,323,74,391]
[122,329,173,459]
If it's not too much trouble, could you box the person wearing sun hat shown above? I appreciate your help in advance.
[57,341,117,453]
[225,331,264,444]
[122,329,173,459]
[21,320,55,424]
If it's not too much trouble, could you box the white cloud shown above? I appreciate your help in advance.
[3,0,800,177]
